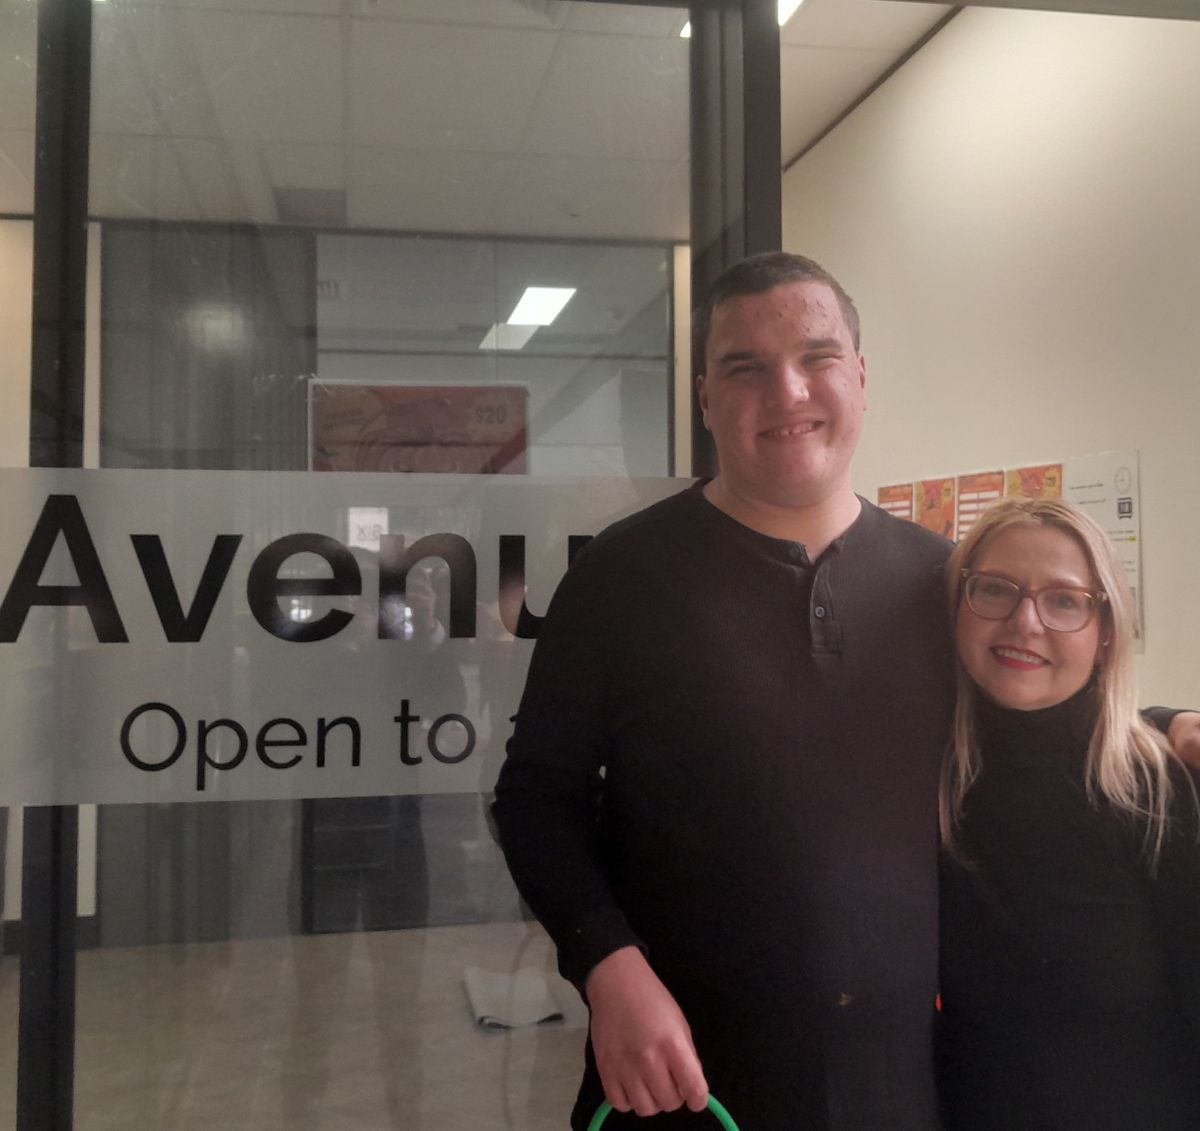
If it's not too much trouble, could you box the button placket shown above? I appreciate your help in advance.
[810,563,840,652]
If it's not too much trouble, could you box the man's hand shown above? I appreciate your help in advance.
[585,946,709,1118]
[1168,711,1200,769]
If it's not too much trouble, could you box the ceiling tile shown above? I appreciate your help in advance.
[90,136,275,222]
[94,8,344,143]
[490,153,687,241]
[159,0,343,14]
[350,21,558,152]
[224,140,279,221]
[0,5,37,133]
[563,4,688,37]
[262,143,347,192]
[186,12,344,144]
[349,144,685,241]
[93,7,216,138]
[0,130,34,213]
[521,32,688,160]
[89,136,199,220]
[348,147,502,232]
[75,0,960,239]
[350,0,567,30]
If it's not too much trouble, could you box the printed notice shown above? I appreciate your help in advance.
[916,478,956,540]
[310,383,529,474]
[877,483,915,522]
[1006,463,1063,500]
[956,471,1005,541]
[1064,450,1143,642]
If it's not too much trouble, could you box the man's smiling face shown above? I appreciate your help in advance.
[698,280,868,514]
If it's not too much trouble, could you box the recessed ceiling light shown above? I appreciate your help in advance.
[507,286,575,327]
[778,0,805,25]
[679,20,691,38]
[479,323,539,351]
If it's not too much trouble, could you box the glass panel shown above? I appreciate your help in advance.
[0,0,35,469]
[0,0,34,1121]
[0,0,35,219]
[314,235,671,477]
[84,0,687,1126]
[0,217,32,468]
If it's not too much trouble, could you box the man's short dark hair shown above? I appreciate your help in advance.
[695,251,861,361]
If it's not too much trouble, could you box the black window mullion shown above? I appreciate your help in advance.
[20,0,93,1124]
[688,0,783,476]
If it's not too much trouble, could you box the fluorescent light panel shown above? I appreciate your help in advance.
[680,0,803,37]
[507,286,575,327]
[479,323,538,351]
[778,0,804,23]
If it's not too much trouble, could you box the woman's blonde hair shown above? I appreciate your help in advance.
[941,496,1178,865]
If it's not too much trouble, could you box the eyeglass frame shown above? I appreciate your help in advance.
[958,568,1108,634]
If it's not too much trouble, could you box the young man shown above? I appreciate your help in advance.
[493,252,1196,1129]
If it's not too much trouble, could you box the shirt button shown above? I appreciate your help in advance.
[814,605,827,619]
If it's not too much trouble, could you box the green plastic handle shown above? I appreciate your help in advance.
[587,1095,740,1130]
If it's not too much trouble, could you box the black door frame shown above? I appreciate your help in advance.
[19,0,93,1123]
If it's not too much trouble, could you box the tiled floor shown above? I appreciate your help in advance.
[0,922,587,1130]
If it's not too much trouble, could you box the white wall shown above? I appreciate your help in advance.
[782,6,1200,706]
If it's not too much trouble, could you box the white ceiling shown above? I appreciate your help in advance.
[0,0,953,238]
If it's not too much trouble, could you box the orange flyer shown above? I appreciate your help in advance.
[877,483,915,521]
[916,477,956,540]
[1006,463,1063,500]
[956,471,1005,540]
[310,383,528,474]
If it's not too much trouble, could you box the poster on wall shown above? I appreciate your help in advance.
[956,471,1005,541]
[876,483,914,521]
[1005,462,1063,500]
[915,477,956,540]
[310,383,529,474]
[1064,450,1143,641]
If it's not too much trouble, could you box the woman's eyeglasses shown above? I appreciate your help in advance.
[960,570,1107,633]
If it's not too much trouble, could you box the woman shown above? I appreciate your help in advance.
[937,497,1200,1130]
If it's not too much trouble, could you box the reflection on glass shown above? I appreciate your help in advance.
[0,0,34,1122]
[89,0,688,239]
[0,1,35,216]
[0,0,36,477]
[314,235,672,478]
[83,0,687,1125]
[0,221,33,471]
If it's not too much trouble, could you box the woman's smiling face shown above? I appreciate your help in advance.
[956,523,1104,711]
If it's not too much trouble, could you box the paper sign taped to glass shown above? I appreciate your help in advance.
[310,383,529,474]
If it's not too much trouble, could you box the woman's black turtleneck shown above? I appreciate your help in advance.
[937,684,1200,1131]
